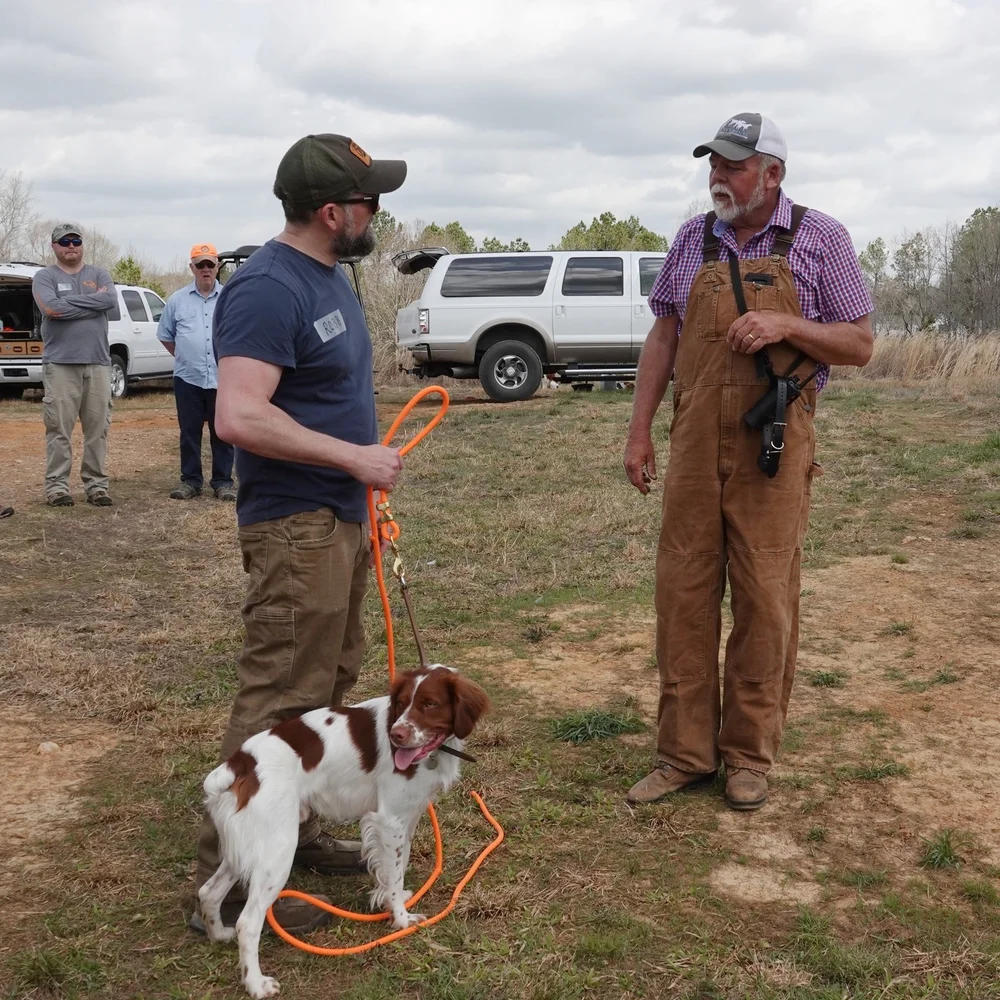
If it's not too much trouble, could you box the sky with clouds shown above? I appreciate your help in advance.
[2,0,997,267]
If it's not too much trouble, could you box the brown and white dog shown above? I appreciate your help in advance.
[198,665,490,999]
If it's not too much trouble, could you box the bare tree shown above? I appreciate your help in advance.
[0,171,40,261]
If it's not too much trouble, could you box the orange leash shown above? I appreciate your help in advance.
[266,385,504,953]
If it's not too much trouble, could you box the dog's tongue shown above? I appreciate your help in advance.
[394,746,423,770]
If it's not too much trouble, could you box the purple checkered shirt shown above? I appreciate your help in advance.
[647,190,873,390]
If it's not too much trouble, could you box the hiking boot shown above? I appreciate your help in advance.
[169,482,200,500]
[86,490,113,507]
[626,764,716,805]
[214,485,237,502]
[725,768,768,811]
[189,895,334,937]
[293,833,367,875]
[47,493,74,507]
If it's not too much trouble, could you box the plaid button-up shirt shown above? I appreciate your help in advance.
[648,190,873,389]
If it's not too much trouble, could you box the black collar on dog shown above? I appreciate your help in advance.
[438,743,477,763]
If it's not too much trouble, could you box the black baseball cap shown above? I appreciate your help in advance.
[273,134,407,211]
[693,113,788,162]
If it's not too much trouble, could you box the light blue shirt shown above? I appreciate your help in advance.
[157,280,222,389]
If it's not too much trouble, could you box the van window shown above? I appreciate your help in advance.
[440,256,552,298]
[143,291,165,322]
[639,257,665,297]
[561,257,624,296]
[121,290,149,322]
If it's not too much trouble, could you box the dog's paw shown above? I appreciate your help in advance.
[393,910,426,930]
[245,974,280,999]
[210,925,236,944]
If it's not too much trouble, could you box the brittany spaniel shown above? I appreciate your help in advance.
[198,665,490,999]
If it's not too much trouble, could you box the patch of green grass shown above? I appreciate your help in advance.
[839,868,889,889]
[807,826,827,843]
[789,908,891,987]
[841,761,910,781]
[968,432,1000,465]
[550,707,645,744]
[10,948,106,994]
[961,879,1000,905]
[880,620,914,637]
[804,669,848,688]
[950,525,985,540]
[920,829,967,870]
[891,552,909,564]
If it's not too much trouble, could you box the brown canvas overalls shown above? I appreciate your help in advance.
[655,206,818,776]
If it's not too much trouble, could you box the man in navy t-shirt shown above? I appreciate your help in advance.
[191,134,407,939]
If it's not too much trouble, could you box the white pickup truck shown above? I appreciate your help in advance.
[394,248,665,401]
[0,261,173,399]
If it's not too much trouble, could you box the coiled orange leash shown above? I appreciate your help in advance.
[266,385,505,954]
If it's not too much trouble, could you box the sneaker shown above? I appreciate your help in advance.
[724,767,768,811]
[169,482,200,500]
[214,485,237,502]
[189,895,334,937]
[86,490,113,507]
[293,833,367,875]
[47,493,74,507]
[626,764,716,805]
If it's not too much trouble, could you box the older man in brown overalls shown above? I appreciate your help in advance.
[624,114,874,811]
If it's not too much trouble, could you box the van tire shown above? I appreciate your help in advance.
[479,340,542,402]
[110,354,129,399]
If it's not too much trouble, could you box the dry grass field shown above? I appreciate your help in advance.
[1,377,1000,999]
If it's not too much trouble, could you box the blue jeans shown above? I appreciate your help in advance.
[173,377,234,491]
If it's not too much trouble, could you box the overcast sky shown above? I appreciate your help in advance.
[2,0,997,268]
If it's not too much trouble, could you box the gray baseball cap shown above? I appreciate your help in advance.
[693,113,787,162]
[51,222,83,242]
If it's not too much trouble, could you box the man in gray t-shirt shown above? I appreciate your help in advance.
[31,223,121,506]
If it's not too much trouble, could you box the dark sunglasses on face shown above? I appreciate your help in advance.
[339,194,379,212]
[193,260,217,269]
[56,238,83,247]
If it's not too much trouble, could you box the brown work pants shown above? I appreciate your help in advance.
[195,508,370,892]
[655,253,817,775]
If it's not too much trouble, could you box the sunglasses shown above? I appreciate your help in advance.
[193,260,217,269]
[339,194,379,212]
[56,238,83,247]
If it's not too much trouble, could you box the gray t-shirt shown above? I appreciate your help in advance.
[32,264,121,365]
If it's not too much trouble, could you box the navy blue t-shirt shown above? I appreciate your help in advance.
[213,240,377,526]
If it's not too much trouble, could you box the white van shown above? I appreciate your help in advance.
[0,261,174,399]
[394,249,666,401]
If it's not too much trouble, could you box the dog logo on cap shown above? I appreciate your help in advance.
[349,140,372,167]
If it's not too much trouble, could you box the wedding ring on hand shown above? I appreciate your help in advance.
[746,333,756,342]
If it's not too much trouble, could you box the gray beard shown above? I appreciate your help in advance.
[332,218,376,258]
[711,173,767,224]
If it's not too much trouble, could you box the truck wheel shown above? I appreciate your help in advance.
[479,340,542,402]
[110,355,129,399]
[0,386,24,400]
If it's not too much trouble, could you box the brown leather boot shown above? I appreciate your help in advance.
[189,895,334,936]
[724,768,768,811]
[626,764,716,805]
[293,833,368,875]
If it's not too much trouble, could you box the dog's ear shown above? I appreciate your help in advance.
[448,674,490,740]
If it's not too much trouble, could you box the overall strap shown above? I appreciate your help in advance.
[771,203,808,257]
[702,211,720,264]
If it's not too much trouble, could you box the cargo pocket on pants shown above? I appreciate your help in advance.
[42,395,58,433]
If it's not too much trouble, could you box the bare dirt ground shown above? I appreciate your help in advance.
[2,384,999,998]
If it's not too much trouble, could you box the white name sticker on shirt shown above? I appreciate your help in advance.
[314,309,347,343]
[57,283,73,292]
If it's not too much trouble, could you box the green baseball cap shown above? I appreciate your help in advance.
[273,134,407,211]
